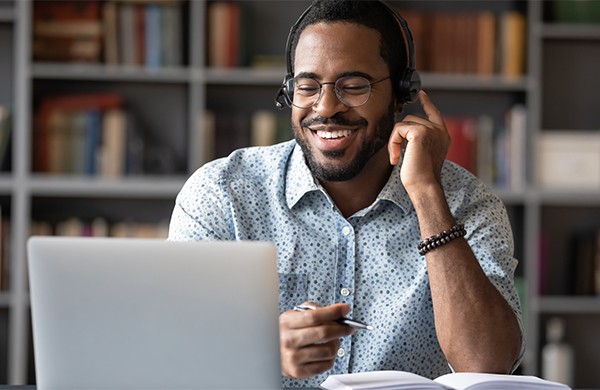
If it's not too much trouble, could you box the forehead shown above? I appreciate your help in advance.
[293,22,389,78]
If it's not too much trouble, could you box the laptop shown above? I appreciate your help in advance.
[28,236,282,390]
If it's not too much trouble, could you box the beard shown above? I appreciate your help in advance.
[293,103,396,182]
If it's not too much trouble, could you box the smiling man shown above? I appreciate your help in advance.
[169,1,523,388]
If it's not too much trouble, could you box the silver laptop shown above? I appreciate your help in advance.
[28,236,282,390]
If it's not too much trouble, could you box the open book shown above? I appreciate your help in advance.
[320,371,572,390]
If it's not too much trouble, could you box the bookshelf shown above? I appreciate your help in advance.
[0,0,598,388]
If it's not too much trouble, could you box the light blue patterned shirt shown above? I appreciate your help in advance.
[168,140,523,388]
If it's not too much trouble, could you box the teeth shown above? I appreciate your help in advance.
[316,129,353,139]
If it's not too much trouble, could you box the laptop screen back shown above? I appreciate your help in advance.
[28,236,282,390]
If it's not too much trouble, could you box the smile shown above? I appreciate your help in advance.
[316,129,354,139]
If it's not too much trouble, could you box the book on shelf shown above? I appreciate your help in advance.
[536,131,600,190]
[33,0,184,67]
[33,217,169,239]
[133,2,147,66]
[198,110,292,162]
[102,1,119,65]
[443,104,528,190]
[118,2,137,65]
[596,232,600,296]
[0,105,12,172]
[552,0,600,24]
[32,0,103,63]
[538,232,549,295]
[34,92,177,176]
[0,207,9,291]
[475,115,495,185]
[500,11,527,79]
[98,108,127,178]
[397,8,526,77]
[34,92,122,174]
[197,111,216,164]
[214,113,249,159]
[160,1,183,67]
[320,371,571,390]
[476,12,496,76]
[570,229,600,296]
[250,110,294,148]
[207,1,249,68]
[506,104,527,191]
[445,116,477,174]
[251,110,278,147]
[207,1,238,68]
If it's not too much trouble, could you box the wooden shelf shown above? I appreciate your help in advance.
[536,189,600,206]
[541,23,600,40]
[538,296,600,314]
[420,72,530,91]
[0,292,11,308]
[0,8,14,22]
[31,63,194,83]
[28,176,185,198]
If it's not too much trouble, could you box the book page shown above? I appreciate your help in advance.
[321,371,453,390]
[434,372,571,390]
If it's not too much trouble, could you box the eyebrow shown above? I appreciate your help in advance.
[294,70,375,81]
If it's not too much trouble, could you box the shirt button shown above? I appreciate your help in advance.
[340,287,350,297]
[337,348,345,357]
[341,226,351,236]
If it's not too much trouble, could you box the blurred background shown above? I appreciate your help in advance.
[0,0,599,388]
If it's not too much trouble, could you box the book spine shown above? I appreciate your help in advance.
[145,3,161,68]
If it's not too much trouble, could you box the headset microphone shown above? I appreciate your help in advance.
[274,0,421,109]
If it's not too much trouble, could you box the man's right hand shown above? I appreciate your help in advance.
[279,302,356,378]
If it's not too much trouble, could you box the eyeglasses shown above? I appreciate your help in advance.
[286,75,391,108]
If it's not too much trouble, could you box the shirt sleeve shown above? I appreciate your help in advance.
[168,164,234,241]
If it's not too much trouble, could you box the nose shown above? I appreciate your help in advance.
[312,84,348,117]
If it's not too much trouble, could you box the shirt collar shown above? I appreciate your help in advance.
[285,143,321,209]
[285,143,413,215]
[376,163,413,215]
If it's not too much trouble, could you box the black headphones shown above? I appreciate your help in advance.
[275,0,421,109]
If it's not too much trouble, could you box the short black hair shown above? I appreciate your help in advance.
[289,0,408,98]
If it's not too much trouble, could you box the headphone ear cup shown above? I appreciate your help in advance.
[275,86,291,108]
[398,69,421,103]
[275,77,294,108]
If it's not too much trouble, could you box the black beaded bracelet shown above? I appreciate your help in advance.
[418,224,466,256]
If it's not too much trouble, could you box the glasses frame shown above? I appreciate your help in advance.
[286,75,391,108]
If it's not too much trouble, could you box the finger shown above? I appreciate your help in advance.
[388,124,405,165]
[310,303,351,322]
[419,90,444,126]
[291,302,350,327]
[281,340,340,378]
[388,121,424,165]
[295,341,339,363]
[280,306,353,346]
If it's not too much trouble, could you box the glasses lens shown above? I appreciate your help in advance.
[291,77,321,108]
[335,76,371,107]
[289,76,374,108]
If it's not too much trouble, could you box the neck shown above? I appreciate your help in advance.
[321,147,393,218]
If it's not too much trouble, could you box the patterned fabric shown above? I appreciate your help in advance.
[168,140,524,388]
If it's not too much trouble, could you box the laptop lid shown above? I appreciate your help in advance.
[28,236,282,390]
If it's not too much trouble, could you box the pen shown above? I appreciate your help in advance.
[293,304,374,331]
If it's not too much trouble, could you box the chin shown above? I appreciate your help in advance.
[307,149,366,182]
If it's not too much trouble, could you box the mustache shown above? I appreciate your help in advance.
[301,114,368,128]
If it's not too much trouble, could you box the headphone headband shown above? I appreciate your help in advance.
[275,0,421,108]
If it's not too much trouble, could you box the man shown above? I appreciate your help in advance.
[169,0,523,387]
